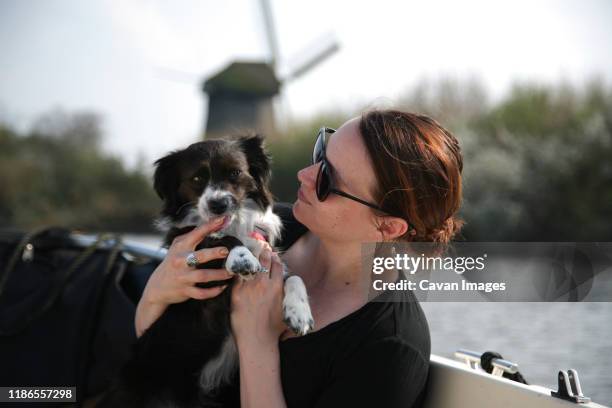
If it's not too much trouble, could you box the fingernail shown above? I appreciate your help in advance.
[214,217,224,224]
[220,247,229,256]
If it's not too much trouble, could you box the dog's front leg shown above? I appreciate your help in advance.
[225,237,273,278]
[282,275,314,336]
[226,244,264,279]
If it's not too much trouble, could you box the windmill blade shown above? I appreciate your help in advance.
[259,0,280,69]
[282,38,339,83]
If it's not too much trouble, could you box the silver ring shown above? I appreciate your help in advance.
[185,252,198,268]
[259,266,269,274]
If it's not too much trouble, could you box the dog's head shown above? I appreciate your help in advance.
[153,134,273,232]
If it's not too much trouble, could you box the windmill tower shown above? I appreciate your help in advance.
[202,0,339,139]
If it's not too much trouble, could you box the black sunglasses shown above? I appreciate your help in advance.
[313,127,390,213]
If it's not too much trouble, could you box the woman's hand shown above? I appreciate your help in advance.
[135,218,234,337]
[230,249,286,347]
[232,250,288,408]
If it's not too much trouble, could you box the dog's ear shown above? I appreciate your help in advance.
[153,150,182,204]
[238,134,273,208]
[239,134,271,183]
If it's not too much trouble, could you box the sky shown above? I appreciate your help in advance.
[1,0,611,170]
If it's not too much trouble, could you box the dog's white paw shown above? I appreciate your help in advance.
[283,276,314,336]
[226,246,261,279]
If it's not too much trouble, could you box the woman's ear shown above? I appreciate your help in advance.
[377,216,409,241]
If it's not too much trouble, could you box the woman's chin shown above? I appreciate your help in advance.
[292,198,302,214]
[292,200,308,223]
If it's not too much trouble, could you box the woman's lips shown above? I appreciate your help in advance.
[297,188,311,204]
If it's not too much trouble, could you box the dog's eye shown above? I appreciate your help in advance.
[191,175,204,184]
[230,170,242,178]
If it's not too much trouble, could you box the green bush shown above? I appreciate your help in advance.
[0,110,158,232]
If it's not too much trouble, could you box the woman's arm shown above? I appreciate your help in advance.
[231,250,288,408]
[135,293,169,338]
[135,218,233,337]
[237,337,286,408]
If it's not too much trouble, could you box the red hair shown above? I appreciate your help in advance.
[359,110,465,245]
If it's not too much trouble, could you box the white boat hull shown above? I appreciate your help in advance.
[424,354,608,408]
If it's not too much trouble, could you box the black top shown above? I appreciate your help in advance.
[272,203,431,408]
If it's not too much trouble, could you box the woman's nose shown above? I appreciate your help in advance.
[297,163,318,187]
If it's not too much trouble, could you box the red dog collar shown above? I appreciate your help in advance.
[249,226,269,242]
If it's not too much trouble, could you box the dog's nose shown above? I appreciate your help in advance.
[208,198,228,214]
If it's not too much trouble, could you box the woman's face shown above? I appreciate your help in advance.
[293,117,384,243]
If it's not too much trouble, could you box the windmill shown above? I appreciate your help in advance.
[202,0,339,139]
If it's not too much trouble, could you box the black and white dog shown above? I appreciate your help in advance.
[99,135,313,407]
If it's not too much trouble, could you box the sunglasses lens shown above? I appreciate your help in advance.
[316,161,331,200]
[312,130,324,164]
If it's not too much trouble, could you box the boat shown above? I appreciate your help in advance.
[425,350,608,407]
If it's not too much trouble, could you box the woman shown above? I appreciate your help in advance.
[136,109,464,407]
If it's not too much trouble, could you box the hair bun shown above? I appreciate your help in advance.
[423,216,465,244]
